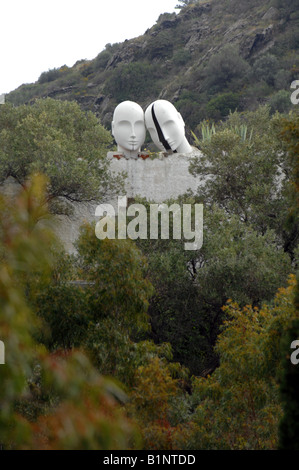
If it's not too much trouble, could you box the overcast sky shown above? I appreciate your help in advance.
[1,0,178,95]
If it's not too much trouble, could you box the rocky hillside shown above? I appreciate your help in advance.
[7,0,299,131]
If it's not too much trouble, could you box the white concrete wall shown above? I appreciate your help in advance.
[52,150,203,252]
[108,149,203,202]
[2,150,203,253]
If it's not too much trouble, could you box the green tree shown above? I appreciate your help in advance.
[0,174,135,450]
[190,107,298,254]
[206,92,240,120]
[135,198,291,375]
[269,90,292,114]
[74,224,154,383]
[189,276,297,450]
[0,98,123,215]
[32,221,155,386]
[253,54,280,87]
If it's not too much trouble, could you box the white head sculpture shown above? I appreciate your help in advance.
[111,101,146,159]
[145,99,192,154]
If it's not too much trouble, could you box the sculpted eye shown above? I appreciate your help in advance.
[163,120,176,132]
[118,120,131,129]
[135,121,145,132]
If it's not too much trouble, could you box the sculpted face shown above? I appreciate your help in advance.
[145,100,190,153]
[112,101,146,158]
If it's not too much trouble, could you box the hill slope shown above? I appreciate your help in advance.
[7,0,299,130]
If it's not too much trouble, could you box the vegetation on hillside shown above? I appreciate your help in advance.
[6,0,299,133]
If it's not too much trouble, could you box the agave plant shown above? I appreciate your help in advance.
[191,122,217,147]
[230,124,253,142]
[192,121,253,148]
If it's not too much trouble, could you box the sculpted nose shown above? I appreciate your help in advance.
[130,126,136,138]
[163,129,170,141]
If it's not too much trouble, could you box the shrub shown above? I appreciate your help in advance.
[253,54,280,87]
[269,90,292,114]
[38,67,67,84]
[104,62,159,102]
[173,48,192,66]
[206,92,240,119]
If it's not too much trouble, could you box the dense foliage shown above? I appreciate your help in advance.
[0,174,296,449]
[0,98,122,214]
[277,110,299,450]
[190,107,298,256]
[0,176,137,449]
[0,4,298,444]
[188,276,297,450]
[129,107,296,379]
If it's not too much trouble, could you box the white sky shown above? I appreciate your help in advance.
[1,0,178,95]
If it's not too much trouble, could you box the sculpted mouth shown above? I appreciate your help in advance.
[128,142,138,149]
